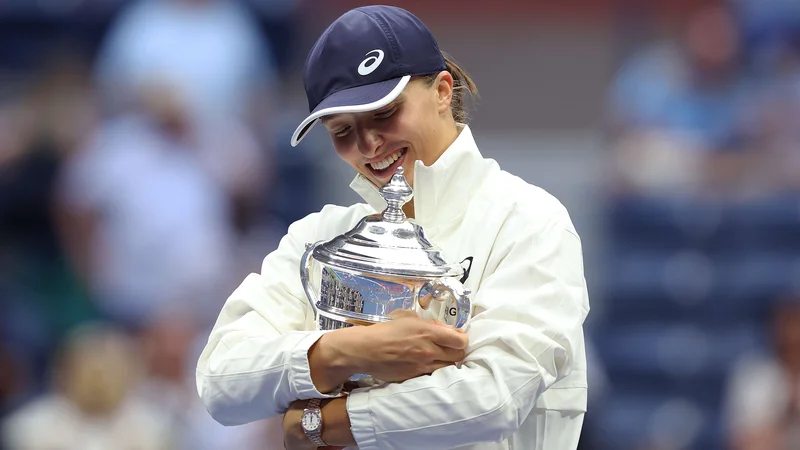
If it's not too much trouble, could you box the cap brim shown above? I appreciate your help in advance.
[290,75,411,147]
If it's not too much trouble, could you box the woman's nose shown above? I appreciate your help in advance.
[356,128,383,157]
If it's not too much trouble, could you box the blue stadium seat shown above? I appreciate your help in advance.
[607,195,729,253]
[595,191,799,450]
[601,249,719,324]
[724,195,800,254]
[595,322,765,382]
[708,252,800,321]
[593,392,724,450]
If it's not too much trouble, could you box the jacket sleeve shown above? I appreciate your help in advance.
[346,217,591,450]
[195,210,344,426]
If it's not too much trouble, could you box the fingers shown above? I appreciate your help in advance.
[380,315,470,349]
[427,323,469,349]
[435,346,467,363]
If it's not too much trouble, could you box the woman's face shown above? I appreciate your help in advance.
[322,72,455,188]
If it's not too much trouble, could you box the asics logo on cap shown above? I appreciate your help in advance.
[357,49,384,76]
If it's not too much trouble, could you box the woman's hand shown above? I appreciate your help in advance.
[314,315,469,385]
[357,316,468,382]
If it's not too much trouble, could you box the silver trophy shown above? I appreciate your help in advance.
[300,167,473,380]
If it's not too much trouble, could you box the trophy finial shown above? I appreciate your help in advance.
[379,167,413,223]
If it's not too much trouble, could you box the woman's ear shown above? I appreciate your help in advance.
[435,71,454,114]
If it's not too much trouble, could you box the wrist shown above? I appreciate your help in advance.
[321,397,356,447]
[300,398,327,447]
[308,328,363,392]
[324,327,366,375]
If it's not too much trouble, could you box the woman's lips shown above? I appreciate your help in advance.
[367,148,407,182]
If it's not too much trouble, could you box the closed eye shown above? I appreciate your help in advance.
[374,106,397,120]
[334,126,351,138]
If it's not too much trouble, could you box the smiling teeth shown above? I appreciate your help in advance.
[369,150,402,171]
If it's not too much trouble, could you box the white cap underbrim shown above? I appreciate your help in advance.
[290,75,411,147]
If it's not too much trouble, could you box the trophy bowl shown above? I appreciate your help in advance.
[300,167,472,334]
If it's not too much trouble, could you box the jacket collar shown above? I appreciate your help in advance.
[349,125,496,231]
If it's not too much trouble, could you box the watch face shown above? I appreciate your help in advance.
[302,410,321,431]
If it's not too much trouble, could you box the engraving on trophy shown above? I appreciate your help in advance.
[368,225,386,235]
[322,268,366,312]
[392,228,416,240]
[321,267,413,317]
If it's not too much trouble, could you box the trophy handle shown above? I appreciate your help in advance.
[300,242,322,321]
[421,278,472,329]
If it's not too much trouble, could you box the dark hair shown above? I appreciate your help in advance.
[422,52,479,123]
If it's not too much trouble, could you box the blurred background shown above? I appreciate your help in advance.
[0,0,798,449]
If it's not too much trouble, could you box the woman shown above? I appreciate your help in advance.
[196,5,590,450]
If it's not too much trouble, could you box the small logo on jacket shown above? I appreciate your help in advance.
[358,49,384,75]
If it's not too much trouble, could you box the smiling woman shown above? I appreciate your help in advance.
[319,75,460,205]
[196,5,590,450]
[320,53,478,199]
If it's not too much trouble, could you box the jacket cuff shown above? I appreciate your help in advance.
[346,387,379,450]
[289,330,344,398]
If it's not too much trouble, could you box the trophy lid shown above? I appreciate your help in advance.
[311,167,464,279]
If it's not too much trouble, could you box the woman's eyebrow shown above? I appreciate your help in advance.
[322,95,406,128]
[321,116,343,128]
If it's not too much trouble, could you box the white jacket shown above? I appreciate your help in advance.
[196,126,590,450]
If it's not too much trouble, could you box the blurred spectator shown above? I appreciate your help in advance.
[85,0,287,311]
[607,2,800,201]
[0,322,173,449]
[0,49,99,328]
[743,33,800,194]
[93,0,322,235]
[94,0,278,129]
[0,49,101,412]
[135,310,280,449]
[724,295,800,450]
[606,4,754,199]
[53,82,266,330]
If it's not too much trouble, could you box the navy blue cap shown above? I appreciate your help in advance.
[290,5,447,146]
